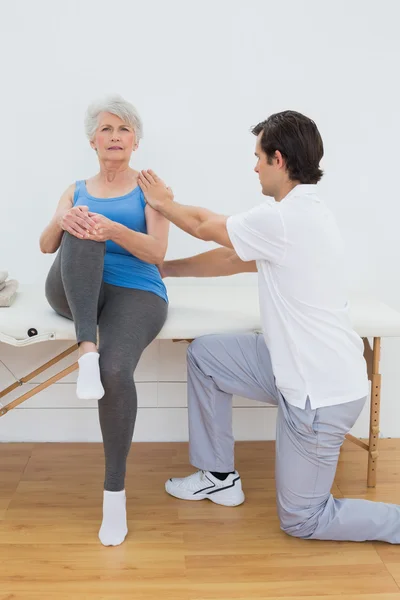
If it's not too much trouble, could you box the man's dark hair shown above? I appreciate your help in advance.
[252,110,324,184]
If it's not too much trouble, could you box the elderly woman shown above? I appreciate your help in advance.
[39,95,169,546]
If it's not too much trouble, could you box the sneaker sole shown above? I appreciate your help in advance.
[165,479,245,507]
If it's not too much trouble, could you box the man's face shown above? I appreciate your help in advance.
[254,132,279,197]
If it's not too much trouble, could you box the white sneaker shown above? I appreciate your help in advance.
[165,470,245,506]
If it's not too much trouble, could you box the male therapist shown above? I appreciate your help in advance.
[137,111,400,543]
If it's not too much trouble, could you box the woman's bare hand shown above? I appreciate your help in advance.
[59,206,97,239]
[86,213,118,242]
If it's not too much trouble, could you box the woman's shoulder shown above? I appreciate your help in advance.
[56,183,76,211]
[70,180,87,205]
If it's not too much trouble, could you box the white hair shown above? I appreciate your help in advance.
[84,94,144,142]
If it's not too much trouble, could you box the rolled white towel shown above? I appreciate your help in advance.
[0,279,19,307]
[0,281,5,292]
[0,271,8,285]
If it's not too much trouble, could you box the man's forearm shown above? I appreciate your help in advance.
[164,248,256,277]
[157,201,211,238]
[155,199,232,248]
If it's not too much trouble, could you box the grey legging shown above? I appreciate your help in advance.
[45,232,168,491]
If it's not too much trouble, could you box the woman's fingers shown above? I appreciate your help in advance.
[71,209,97,228]
[69,206,97,229]
[62,218,84,236]
[63,208,99,238]
[65,224,86,238]
[85,215,98,229]
[75,214,95,228]
[76,212,97,229]
[63,215,91,236]
[69,217,92,234]
[88,215,106,234]
[87,229,105,242]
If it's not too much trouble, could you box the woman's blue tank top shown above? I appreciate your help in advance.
[73,180,168,303]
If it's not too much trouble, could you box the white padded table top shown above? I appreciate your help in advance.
[1,284,400,347]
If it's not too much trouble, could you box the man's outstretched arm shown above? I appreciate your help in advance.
[162,247,257,278]
[137,170,234,248]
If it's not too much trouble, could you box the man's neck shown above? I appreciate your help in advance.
[274,180,301,202]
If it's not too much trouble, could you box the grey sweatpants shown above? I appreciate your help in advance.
[45,233,168,491]
[187,333,400,543]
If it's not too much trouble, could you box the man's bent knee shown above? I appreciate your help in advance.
[278,506,322,539]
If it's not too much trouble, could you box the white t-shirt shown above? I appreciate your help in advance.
[226,184,368,409]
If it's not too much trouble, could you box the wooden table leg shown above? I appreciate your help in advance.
[367,337,381,487]
[339,336,382,487]
[0,344,78,416]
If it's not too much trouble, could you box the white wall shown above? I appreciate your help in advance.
[0,0,399,441]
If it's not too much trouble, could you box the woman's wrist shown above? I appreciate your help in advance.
[55,208,67,227]
[110,221,125,242]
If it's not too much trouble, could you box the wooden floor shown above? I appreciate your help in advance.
[1,440,400,600]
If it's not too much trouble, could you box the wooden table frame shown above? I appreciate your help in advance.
[345,337,381,487]
[0,336,381,487]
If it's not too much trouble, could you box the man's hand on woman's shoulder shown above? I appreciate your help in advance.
[138,170,174,211]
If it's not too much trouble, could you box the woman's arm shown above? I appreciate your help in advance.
[39,185,74,254]
[39,184,97,254]
[90,204,170,265]
[162,247,257,277]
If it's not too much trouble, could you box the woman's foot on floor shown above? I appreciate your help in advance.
[76,352,105,400]
[98,489,128,546]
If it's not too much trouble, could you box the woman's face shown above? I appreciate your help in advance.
[91,112,137,162]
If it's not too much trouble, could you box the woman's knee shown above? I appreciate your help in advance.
[99,353,136,388]
[62,233,105,262]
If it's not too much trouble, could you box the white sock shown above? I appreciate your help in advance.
[76,352,104,400]
[98,489,128,547]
